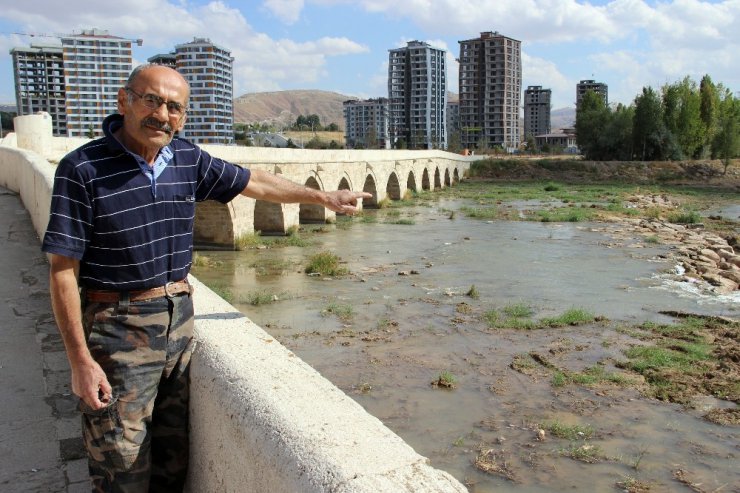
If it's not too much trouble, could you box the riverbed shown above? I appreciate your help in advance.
[192,200,738,492]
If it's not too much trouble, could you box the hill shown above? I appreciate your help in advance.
[551,107,576,130]
[234,90,352,130]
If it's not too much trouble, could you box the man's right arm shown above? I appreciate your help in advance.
[49,254,112,410]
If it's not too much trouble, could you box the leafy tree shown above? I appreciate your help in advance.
[711,89,739,174]
[699,74,719,156]
[575,90,610,159]
[448,130,463,152]
[633,86,678,160]
[86,124,96,139]
[326,122,340,132]
[599,103,634,160]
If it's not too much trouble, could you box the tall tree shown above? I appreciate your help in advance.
[575,90,610,159]
[633,86,677,160]
[600,103,634,160]
[712,89,739,174]
[675,77,704,158]
[699,75,719,157]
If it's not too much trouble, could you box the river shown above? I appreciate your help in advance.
[192,199,738,492]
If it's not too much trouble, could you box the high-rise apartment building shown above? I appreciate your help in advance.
[576,79,608,107]
[343,98,389,149]
[11,43,66,136]
[62,29,134,138]
[174,38,234,144]
[458,31,522,151]
[524,86,551,139]
[11,29,134,137]
[388,41,447,149]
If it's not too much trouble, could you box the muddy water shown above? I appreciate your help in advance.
[192,201,739,492]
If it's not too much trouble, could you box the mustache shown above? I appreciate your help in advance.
[141,117,174,134]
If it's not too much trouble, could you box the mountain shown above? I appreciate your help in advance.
[551,107,576,131]
[233,90,352,130]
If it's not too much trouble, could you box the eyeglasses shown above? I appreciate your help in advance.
[125,87,188,117]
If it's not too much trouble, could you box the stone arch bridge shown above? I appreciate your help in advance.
[194,146,474,248]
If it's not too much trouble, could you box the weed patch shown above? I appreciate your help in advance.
[305,251,348,277]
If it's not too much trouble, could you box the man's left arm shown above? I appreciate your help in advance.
[241,168,371,215]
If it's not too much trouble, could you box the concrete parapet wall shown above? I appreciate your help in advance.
[189,277,466,493]
[0,134,467,492]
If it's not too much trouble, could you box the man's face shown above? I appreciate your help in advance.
[116,66,190,156]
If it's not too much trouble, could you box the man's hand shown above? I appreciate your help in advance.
[71,358,113,410]
[323,189,372,215]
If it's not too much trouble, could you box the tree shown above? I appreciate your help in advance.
[699,74,719,156]
[633,86,678,160]
[575,90,610,159]
[599,103,634,160]
[712,89,739,174]
[326,122,340,132]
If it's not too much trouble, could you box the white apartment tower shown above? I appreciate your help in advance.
[388,41,447,149]
[62,29,134,138]
[11,43,67,136]
[11,29,134,138]
[524,86,551,139]
[343,98,389,149]
[175,38,234,144]
[458,31,522,151]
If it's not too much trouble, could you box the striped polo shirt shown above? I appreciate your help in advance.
[42,113,250,291]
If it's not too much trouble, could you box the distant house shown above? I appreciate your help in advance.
[535,128,578,153]
[248,132,295,148]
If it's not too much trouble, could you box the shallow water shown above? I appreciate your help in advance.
[192,202,739,492]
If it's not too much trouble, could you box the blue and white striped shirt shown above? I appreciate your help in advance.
[42,114,250,290]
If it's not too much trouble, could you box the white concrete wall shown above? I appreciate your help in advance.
[0,124,468,493]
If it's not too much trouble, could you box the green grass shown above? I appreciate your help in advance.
[540,308,597,327]
[502,302,534,318]
[534,207,595,223]
[466,285,480,299]
[545,421,594,440]
[244,290,282,306]
[305,251,348,277]
[386,218,416,225]
[459,206,499,219]
[666,209,701,224]
[321,302,354,322]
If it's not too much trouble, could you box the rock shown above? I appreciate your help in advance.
[700,249,722,262]
[719,270,740,285]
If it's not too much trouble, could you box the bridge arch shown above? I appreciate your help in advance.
[421,168,431,191]
[362,174,379,208]
[406,171,417,195]
[453,168,460,183]
[194,201,235,247]
[254,200,285,235]
[386,172,402,200]
[434,167,442,189]
[300,175,327,223]
[444,168,451,187]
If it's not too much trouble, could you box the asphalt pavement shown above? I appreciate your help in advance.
[0,186,89,492]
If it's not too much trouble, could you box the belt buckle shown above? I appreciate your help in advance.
[164,281,177,298]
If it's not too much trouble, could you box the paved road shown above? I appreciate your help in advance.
[0,187,89,492]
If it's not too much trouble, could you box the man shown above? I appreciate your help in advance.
[42,64,368,492]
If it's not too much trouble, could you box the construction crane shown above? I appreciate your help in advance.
[12,30,143,46]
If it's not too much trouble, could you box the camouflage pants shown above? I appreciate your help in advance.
[81,291,195,493]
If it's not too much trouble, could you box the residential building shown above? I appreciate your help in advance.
[11,43,66,136]
[576,79,608,107]
[458,31,522,151]
[524,85,551,141]
[11,29,134,137]
[388,41,447,149]
[174,38,234,144]
[62,29,134,138]
[147,52,176,69]
[446,99,460,134]
[535,128,578,153]
[343,98,389,149]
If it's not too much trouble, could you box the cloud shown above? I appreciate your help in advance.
[0,1,369,97]
[262,0,305,25]
[521,52,571,108]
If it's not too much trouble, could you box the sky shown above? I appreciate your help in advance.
[0,0,738,110]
